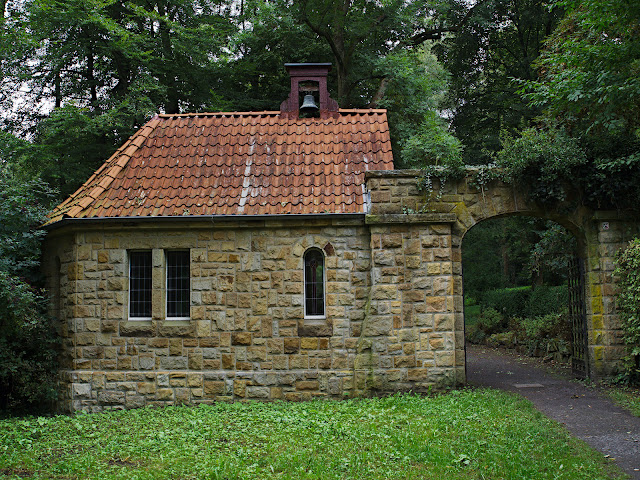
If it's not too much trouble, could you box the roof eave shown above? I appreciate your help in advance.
[44,212,366,231]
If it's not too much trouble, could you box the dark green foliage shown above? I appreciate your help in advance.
[434,0,562,164]
[506,0,640,213]
[1,0,234,199]
[496,126,587,205]
[477,307,505,335]
[613,239,640,383]
[510,312,571,356]
[207,0,332,113]
[462,217,575,300]
[0,174,53,279]
[376,47,463,168]
[0,272,59,412]
[468,286,571,358]
[481,288,531,319]
[524,0,640,137]
[0,172,59,413]
[527,285,569,317]
[480,285,568,319]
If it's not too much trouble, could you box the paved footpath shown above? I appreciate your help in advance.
[466,344,640,479]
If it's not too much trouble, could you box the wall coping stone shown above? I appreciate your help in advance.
[366,213,457,225]
[366,170,423,178]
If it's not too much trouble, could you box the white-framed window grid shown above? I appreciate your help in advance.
[304,247,326,319]
[165,250,191,320]
[128,250,152,320]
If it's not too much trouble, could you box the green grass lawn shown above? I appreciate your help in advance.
[605,386,640,418]
[464,296,481,328]
[0,390,625,480]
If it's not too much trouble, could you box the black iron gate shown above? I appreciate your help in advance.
[568,257,589,378]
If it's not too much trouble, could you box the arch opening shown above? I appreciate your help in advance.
[460,215,589,380]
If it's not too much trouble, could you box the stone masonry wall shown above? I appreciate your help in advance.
[583,214,640,376]
[43,170,637,411]
[359,219,464,389]
[365,169,635,380]
[45,216,459,412]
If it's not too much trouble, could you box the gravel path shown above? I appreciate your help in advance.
[466,344,640,479]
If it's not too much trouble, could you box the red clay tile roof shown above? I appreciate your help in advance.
[47,109,394,224]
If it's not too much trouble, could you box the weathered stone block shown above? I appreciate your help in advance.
[284,338,300,353]
[361,316,392,336]
[298,324,332,337]
[246,386,270,398]
[189,354,203,370]
[139,356,155,370]
[155,389,174,401]
[187,374,203,388]
[296,380,319,391]
[97,390,125,404]
[159,357,188,369]
[125,395,145,409]
[204,381,225,396]
[232,332,252,345]
[149,338,169,348]
[247,346,267,361]
[169,338,182,356]
[158,323,194,337]
[72,383,91,398]
[300,337,318,350]
[120,322,154,337]
[221,354,234,369]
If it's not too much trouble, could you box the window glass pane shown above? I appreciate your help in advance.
[304,249,324,316]
[167,250,190,318]
[129,251,152,318]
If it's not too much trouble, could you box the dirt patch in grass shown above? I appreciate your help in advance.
[0,467,34,478]
[107,457,138,467]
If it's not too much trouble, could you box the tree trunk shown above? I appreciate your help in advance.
[158,1,179,114]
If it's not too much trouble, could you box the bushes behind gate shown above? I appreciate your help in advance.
[479,285,568,319]
[466,285,572,359]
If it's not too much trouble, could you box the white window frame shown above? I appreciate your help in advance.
[303,247,326,319]
[165,249,191,321]
[128,250,152,321]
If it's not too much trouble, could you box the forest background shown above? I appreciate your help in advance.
[0,0,639,411]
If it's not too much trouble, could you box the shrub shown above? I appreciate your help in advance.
[613,239,640,383]
[496,126,586,205]
[465,324,487,344]
[481,287,530,318]
[526,285,569,317]
[0,173,59,413]
[480,285,568,319]
[0,272,59,412]
[476,307,505,335]
[511,312,571,357]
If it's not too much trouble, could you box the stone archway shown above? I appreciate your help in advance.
[361,169,638,391]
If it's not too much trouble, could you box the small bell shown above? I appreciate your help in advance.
[300,94,319,112]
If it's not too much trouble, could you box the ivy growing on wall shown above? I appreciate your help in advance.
[417,125,640,215]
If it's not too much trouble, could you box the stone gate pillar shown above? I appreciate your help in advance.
[584,213,640,378]
[362,171,465,391]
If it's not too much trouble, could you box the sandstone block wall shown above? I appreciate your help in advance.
[43,170,636,412]
[44,216,459,412]
[365,170,634,380]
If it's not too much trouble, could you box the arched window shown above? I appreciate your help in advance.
[304,248,325,317]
